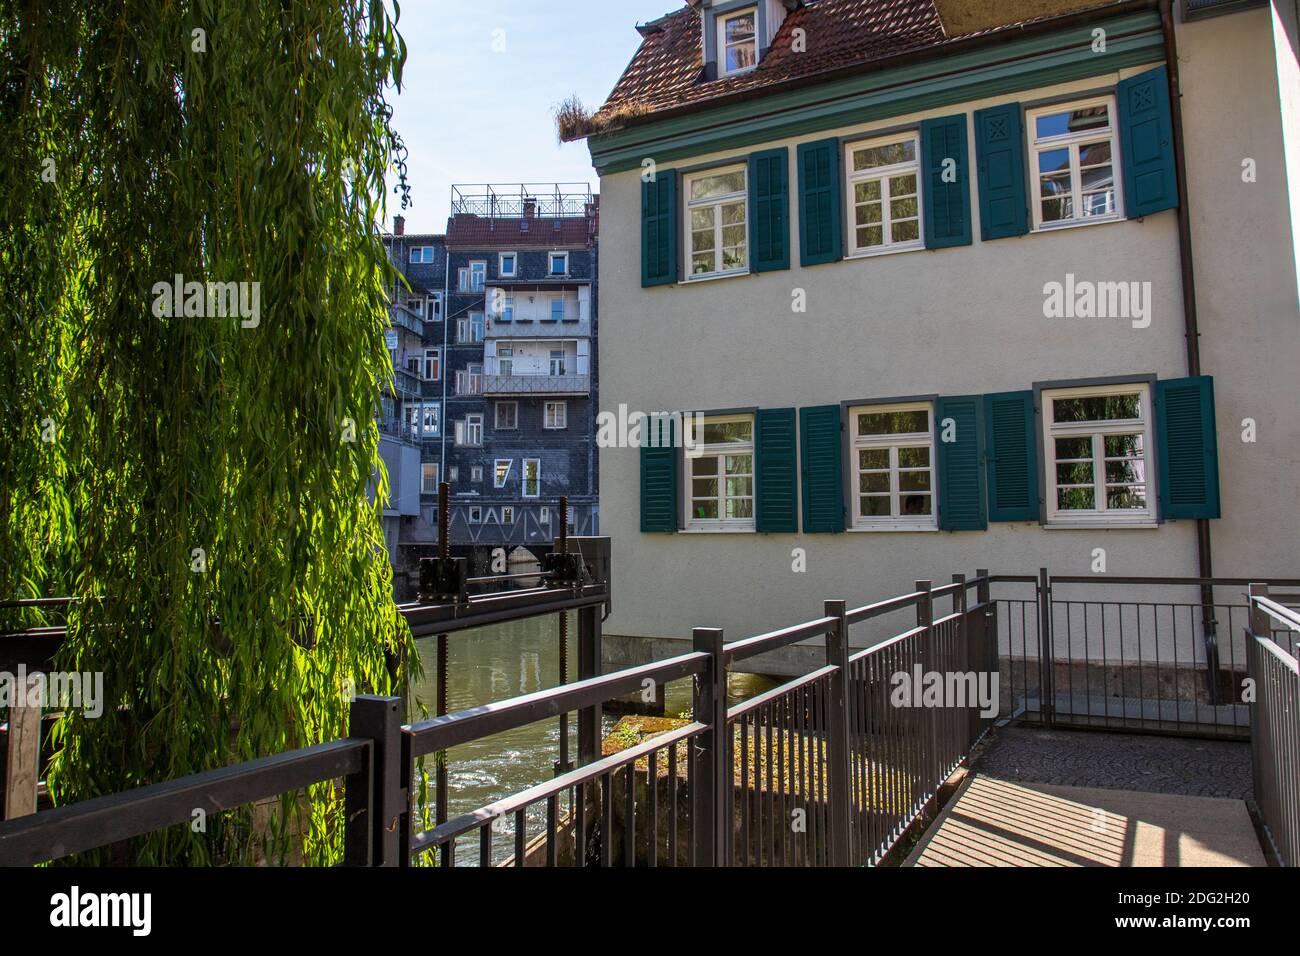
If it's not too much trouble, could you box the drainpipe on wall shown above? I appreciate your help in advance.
[1159,0,1220,699]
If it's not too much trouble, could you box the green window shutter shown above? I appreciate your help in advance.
[749,148,790,272]
[1155,376,1220,519]
[640,416,678,532]
[756,408,798,533]
[799,404,844,533]
[797,138,842,266]
[920,114,972,249]
[936,395,987,531]
[974,103,1029,240]
[641,170,678,287]
[1118,66,1178,219]
[984,391,1040,522]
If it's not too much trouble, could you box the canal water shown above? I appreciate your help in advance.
[409,613,772,864]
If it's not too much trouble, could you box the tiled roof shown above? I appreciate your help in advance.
[594,0,946,125]
[444,214,598,247]
[590,0,1133,130]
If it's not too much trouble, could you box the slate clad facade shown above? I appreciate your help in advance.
[381,187,600,577]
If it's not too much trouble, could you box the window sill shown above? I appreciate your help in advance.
[1031,214,1125,235]
[848,524,939,533]
[844,242,925,261]
[680,269,750,285]
[1044,519,1158,530]
[680,526,757,534]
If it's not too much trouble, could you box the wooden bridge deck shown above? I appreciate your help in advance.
[904,774,1266,867]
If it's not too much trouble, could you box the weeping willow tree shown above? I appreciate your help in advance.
[0,1,418,864]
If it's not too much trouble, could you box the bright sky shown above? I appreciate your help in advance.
[385,0,671,235]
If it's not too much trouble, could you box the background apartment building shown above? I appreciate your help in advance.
[379,185,600,589]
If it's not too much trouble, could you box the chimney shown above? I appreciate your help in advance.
[394,214,405,236]
[523,198,537,219]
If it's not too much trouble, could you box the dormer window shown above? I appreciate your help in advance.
[718,8,757,76]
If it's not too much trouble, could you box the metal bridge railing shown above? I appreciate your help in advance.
[1247,585,1300,867]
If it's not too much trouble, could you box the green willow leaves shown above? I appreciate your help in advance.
[0,0,417,863]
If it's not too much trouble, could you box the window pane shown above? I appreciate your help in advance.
[855,202,882,226]
[1036,105,1109,140]
[692,455,718,477]
[1057,487,1096,510]
[1041,196,1072,222]
[722,246,746,270]
[725,477,753,498]
[854,180,882,203]
[725,454,753,475]
[1106,487,1147,509]
[693,500,719,519]
[860,496,890,517]
[692,478,718,498]
[725,12,754,41]
[899,471,931,492]
[856,226,884,248]
[1055,436,1092,460]
[1104,434,1144,457]
[888,174,917,197]
[857,409,928,435]
[1105,460,1146,484]
[898,446,930,468]
[703,421,752,444]
[1037,148,1070,176]
[1079,141,1113,167]
[1057,461,1094,485]
[726,498,753,519]
[859,448,889,469]
[1053,393,1141,423]
[721,224,746,248]
[721,201,745,225]
[859,473,890,493]
[692,253,714,275]
[892,220,919,243]
[890,196,918,220]
[691,208,714,231]
[852,140,915,171]
[691,170,745,200]
[901,494,932,516]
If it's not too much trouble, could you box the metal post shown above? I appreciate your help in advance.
[691,626,726,867]
[435,482,451,829]
[824,600,852,866]
[977,568,996,717]
[345,695,404,867]
[557,495,570,775]
[915,581,935,792]
[1038,567,1055,727]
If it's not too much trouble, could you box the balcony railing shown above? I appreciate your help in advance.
[394,368,422,396]
[389,306,424,338]
[481,373,590,397]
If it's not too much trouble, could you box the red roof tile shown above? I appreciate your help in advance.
[595,0,946,125]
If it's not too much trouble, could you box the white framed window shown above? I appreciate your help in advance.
[498,346,513,376]
[1027,96,1123,230]
[470,465,483,483]
[499,252,517,277]
[495,402,518,430]
[428,292,443,322]
[544,401,567,430]
[548,252,568,277]
[409,246,436,264]
[456,363,483,395]
[458,313,484,343]
[502,506,515,525]
[1043,383,1154,525]
[846,133,922,255]
[456,413,484,447]
[421,462,439,494]
[539,506,550,525]
[718,7,757,76]
[498,294,514,323]
[403,402,421,440]
[406,297,425,316]
[449,466,459,482]
[522,458,541,498]
[494,459,512,488]
[469,260,487,291]
[422,348,441,381]
[468,506,483,523]
[548,349,566,376]
[548,297,565,322]
[849,402,935,530]
[686,414,755,531]
[685,165,748,279]
[420,402,440,437]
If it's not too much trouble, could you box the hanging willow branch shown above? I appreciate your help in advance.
[0,0,416,864]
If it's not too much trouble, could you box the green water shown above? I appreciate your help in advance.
[408,614,770,864]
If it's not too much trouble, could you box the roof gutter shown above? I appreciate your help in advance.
[593,0,1161,137]
[1158,0,1220,691]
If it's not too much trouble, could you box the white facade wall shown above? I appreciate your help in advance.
[594,13,1300,649]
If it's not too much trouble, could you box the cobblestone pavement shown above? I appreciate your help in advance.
[972,725,1254,800]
